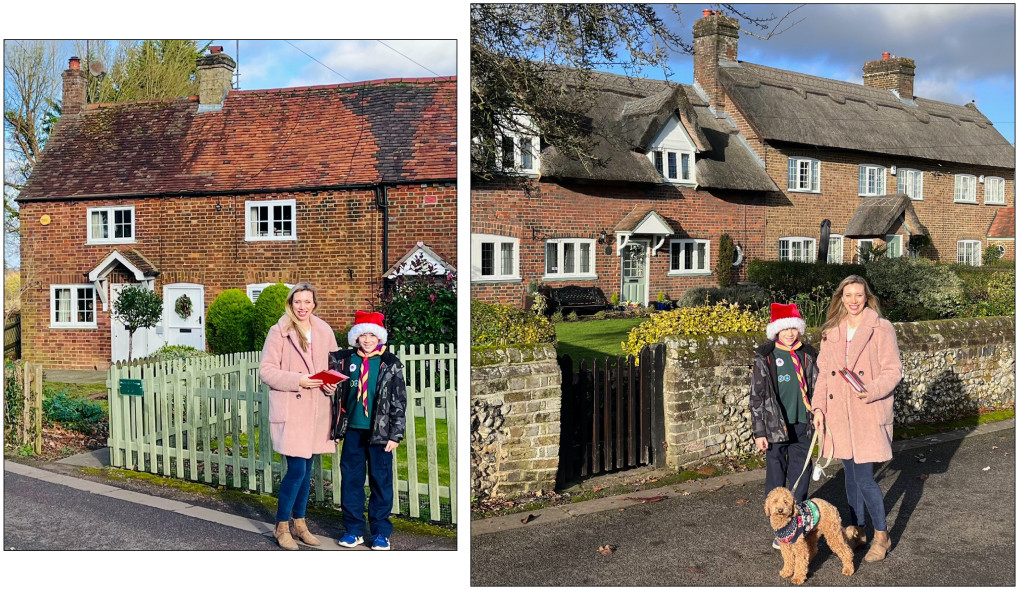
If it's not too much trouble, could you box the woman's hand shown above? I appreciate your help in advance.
[298,375,324,389]
[755,437,769,452]
[321,382,338,396]
[384,441,399,453]
[813,411,824,432]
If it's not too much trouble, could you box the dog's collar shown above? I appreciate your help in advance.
[774,500,821,544]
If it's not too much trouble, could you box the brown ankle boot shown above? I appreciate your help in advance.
[275,521,298,550]
[844,525,867,549]
[864,530,891,562]
[291,518,321,546]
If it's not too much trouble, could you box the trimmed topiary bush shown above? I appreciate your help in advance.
[865,257,965,321]
[747,259,866,301]
[253,283,291,347]
[471,300,556,347]
[206,289,255,354]
[716,233,735,287]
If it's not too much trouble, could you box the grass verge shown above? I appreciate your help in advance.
[554,318,647,361]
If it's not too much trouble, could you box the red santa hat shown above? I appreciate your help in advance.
[766,303,806,341]
[348,311,388,347]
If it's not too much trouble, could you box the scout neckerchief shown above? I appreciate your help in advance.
[356,344,386,418]
[775,340,812,412]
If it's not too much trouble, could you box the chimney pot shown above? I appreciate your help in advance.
[703,8,712,17]
[210,46,223,55]
[69,56,81,70]
[882,52,891,60]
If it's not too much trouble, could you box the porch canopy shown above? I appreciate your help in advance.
[383,241,456,279]
[612,207,674,256]
[844,194,928,237]
[86,249,160,310]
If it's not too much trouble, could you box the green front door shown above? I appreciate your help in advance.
[621,240,648,305]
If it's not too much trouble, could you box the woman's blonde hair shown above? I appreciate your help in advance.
[820,275,882,340]
[284,282,318,352]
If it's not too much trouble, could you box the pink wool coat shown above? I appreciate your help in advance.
[812,307,903,464]
[259,314,340,459]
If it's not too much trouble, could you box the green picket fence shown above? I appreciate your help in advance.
[106,344,457,524]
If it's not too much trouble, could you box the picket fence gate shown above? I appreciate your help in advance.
[106,344,456,524]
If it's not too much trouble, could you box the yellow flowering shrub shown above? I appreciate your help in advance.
[622,301,766,358]
[471,300,556,347]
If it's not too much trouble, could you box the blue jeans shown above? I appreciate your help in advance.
[341,428,394,537]
[764,422,812,502]
[842,459,887,532]
[276,455,314,523]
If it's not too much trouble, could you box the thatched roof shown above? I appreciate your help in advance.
[538,70,777,191]
[719,62,1014,169]
[844,195,927,237]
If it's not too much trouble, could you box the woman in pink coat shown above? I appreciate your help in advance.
[259,282,339,550]
[812,275,902,563]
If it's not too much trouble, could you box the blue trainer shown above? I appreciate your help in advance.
[371,534,391,551]
[337,532,363,548]
[773,538,781,550]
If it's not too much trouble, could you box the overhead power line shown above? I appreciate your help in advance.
[283,40,351,83]
[377,40,442,77]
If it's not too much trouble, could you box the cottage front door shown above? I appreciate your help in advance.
[621,240,649,306]
[163,283,205,352]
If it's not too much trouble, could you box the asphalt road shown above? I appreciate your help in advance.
[471,428,1015,586]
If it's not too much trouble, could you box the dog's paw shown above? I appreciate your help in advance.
[842,564,855,576]
[790,575,806,585]
[780,568,793,579]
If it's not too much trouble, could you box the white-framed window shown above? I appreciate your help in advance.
[544,238,596,278]
[858,164,887,196]
[857,239,875,264]
[669,239,710,274]
[499,134,540,174]
[87,206,135,244]
[648,116,697,185]
[778,237,815,263]
[954,174,977,203]
[897,168,923,201]
[50,284,96,328]
[984,176,1006,204]
[246,199,296,241]
[957,240,982,266]
[885,234,903,258]
[471,233,520,281]
[787,157,820,193]
[827,234,844,264]
[247,282,294,303]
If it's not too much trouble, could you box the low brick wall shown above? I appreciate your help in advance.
[662,316,1015,468]
[470,344,561,499]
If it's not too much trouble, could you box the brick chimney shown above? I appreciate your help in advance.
[196,46,236,110]
[692,11,740,113]
[61,56,88,116]
[863,52,916,99]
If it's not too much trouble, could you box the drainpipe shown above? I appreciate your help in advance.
[377,184,390,298]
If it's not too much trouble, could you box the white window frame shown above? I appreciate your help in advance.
[86,206,136,244]
[984,176,1006,204]
[544,238,597,279]
[957,240,982,266]
[471,233,520,282]
[827,234,844,264]
[245,199,297,241]
[885,234,903,258]
[897,168,924,201]
[246,282,294,304]
[787,157,821,193]
[954,174,977,203]
[778,237,816,263]
[858,164,887,197]
[50,284,97,328]
[857,239,875,264]
[648,117,697,185]
[668,238,711,275]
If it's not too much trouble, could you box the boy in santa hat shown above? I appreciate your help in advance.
[750,302,818,549]
[329,311,407,551]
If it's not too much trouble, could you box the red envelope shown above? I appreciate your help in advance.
[310,369,348,386]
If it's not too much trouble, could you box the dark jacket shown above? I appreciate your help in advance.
[328,348,407,445]
[750,340,818,443]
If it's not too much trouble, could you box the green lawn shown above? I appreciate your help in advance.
[555,318,647,362]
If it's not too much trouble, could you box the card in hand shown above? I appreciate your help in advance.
[310,369,348,386]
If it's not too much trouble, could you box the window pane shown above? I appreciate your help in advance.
[788,158,797,189]
[91,211,108,239]
[811,161,819,191]
[684,242,694,270]
[670,242,680,271]
[654,151,663,175]
[546,242,558,273]
[251,206,269,236]
[481,243,494,276]
[563,243,575,274]
[500,242,513,275]
[828,236,842,264]
[520,137,533,170]
[579,243,590,273]
[501,136,515,169]
[667,152,677,179]
[798,161,809,189]
[77,287,94,323]
[779,240,789,261]
[680,154,690,180]
[114,209,132,238]
[696,242,706,270]
[54,288,71,323]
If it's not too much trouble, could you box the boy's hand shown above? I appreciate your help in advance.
[755,437,768,452]
[384,441,399,453]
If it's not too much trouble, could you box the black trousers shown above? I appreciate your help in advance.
[764,422,812,502]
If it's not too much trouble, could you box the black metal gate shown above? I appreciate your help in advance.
[556,344,666,486]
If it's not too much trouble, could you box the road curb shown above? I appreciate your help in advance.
[471,418,1015,536]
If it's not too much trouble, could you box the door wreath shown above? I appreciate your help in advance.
[175,294,193,320]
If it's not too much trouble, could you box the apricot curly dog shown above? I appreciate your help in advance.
[765,487,854,585]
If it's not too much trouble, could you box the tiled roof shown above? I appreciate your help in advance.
[19,77,456,201]
[988,207,1014,239]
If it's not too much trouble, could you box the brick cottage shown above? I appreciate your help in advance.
[18,48,456,370]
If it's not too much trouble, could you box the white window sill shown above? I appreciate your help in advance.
[858,193,886,198]
[86,239,136,245]
[984,201,1007,206]
[245,235,298,242]
[471,276,521,284]
[50,323,97,329]
[953,199,978,205]
[543,274,599,281]
[667,270,712,276]
[787,189,820,194]
[908,196,923,201]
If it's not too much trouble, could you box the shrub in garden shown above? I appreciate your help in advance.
[42,390,105,434]
[4,360,23,432]
[206,289,255,354]
[865,257,965,321]
[146,344,208,362]
[746,259,865,301]
[716,233,735,287]
[622,301,766,358]
[982,245,1003,266]
[379,273,457,346]
[952,268,1015,317]
[471,300,556,347]
[252,283,291,346]
[677,284,770,310]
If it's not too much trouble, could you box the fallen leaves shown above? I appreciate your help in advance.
[736,499,749,504]
[597,544,616,555]
[521,514,538,524]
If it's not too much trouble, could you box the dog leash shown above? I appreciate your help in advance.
[792,421,834,493]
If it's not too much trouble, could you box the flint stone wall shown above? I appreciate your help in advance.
[663,316,1015,468]
[470,344,561,499]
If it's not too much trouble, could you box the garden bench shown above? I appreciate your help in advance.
[545,285,608,314]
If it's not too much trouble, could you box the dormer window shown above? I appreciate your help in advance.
[496,114,541,175]
[648,117,697,185]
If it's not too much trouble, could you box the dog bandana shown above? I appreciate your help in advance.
[774,500,821,544]
[356,345,386,418]
[775,341,812,413]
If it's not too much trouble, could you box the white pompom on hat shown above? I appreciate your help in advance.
[348,311,388,347]
[766,303,806,341]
